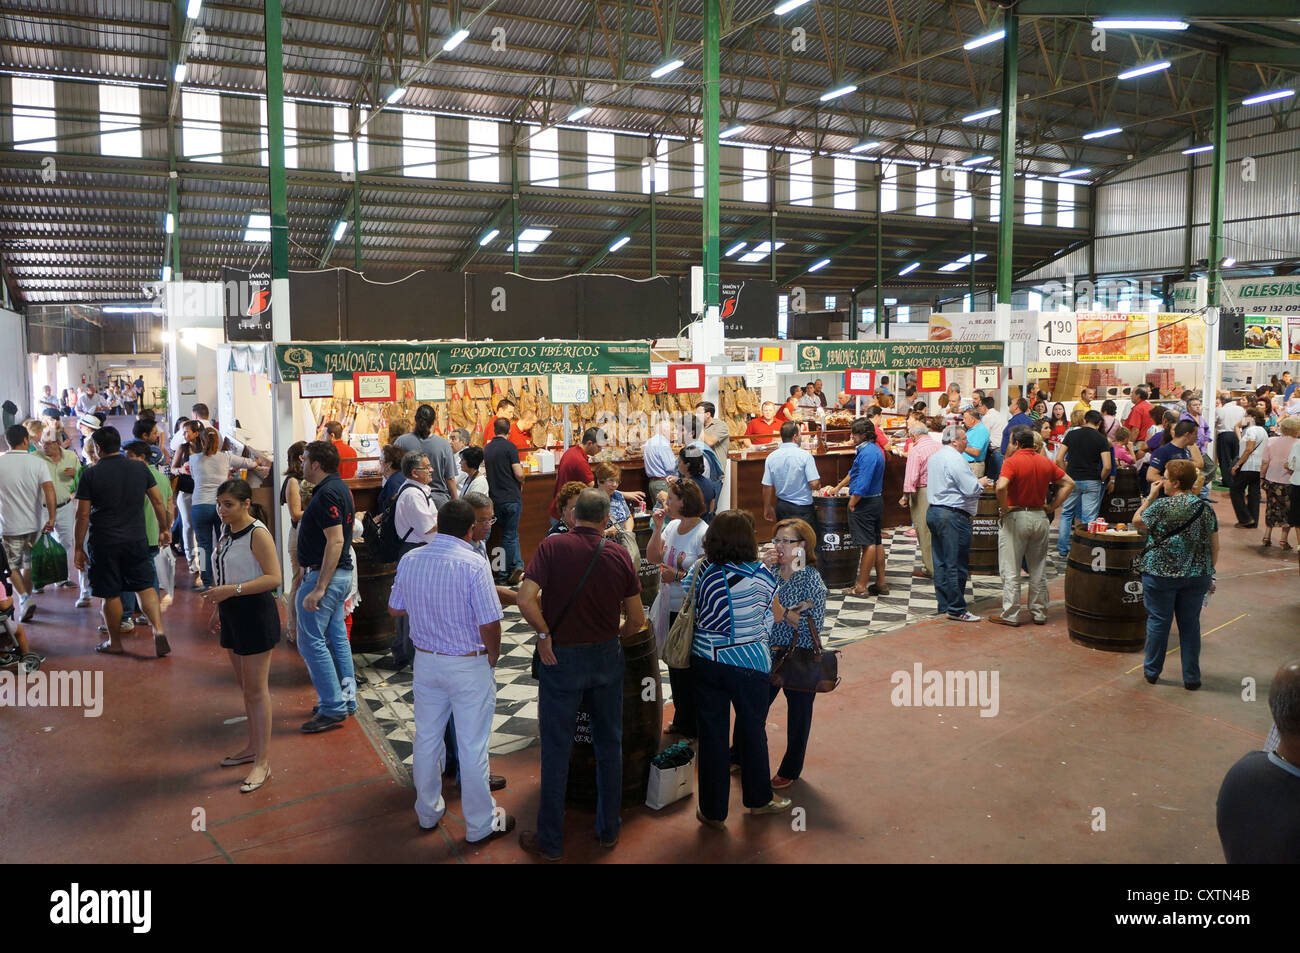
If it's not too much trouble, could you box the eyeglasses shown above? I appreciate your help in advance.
[476,516,497,526]
[770,537,803,546]
[413,466,431,472]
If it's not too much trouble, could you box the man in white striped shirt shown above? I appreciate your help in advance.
[388,499,515,844]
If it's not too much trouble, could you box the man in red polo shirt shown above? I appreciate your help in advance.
[549,427,601,524]
[321,420,358,479]
[989,428,1074,627]
[494,398,534,452]
[743,401,783,446]
[1124,386,1155,441]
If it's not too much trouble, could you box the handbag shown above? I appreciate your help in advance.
[1134,497,1208,574]
[530,537,607,680]
[662,558,705,669]
[770,610,840,693]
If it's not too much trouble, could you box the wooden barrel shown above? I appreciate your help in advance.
[350,552,396,654]
[566,627,664,810]
[969,490,1000,576]
[813,495,862,589]
[1064,526,1148,652]
[632,514,659,608]
[1100,466,1142,526]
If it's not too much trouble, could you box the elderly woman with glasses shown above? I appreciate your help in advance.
[730,518,828,791]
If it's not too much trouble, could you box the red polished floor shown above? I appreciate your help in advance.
[2,489,1291,864]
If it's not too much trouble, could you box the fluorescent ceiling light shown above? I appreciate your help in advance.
[1182,144,1213,155]
[103,305,165,314]
[173,63,187,83]
[165,212,175,234]
[1242,88,1295,106]
[244,213,270,243]
[898,262,921,276]
[962,107,1000,123]
[773,0,813,15]
[1059,167,1091,177]
[739,240,784,263]
[333,220,347,242]
[651,59,685,79]
[884,297,898,306]
[820,84,857,102]
[719,124,747,138]
[186,0,203,18]
[938,252,986,272]
[725,241,747,257]
[1082,126,1123,140]
[1093,19,1187,30]
[506,227,552,254]
[807,258,830,273]
[478,228,499,245]
[964,29,1005,51]
[162,265,172,281]
[849,140,881,153]
[1222,257,1237,268]
[609,236,630,252]
[442,28,470,52]
[1117,60,1170,80]
[962,155,995,166]
[386,86,406,104]
[566,105,593,121]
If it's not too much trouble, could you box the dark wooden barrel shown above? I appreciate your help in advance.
[566,626,664,810]
[813,495,862,589]
[1100,466,1142,526]
[1064,526,1148,652]
[350,552,396,654]
[969,490,1000,575]
[632,514,659,608]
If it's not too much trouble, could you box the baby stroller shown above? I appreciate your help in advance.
[0,550,41,674]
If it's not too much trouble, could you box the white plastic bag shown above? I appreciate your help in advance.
[154,546,176,599]
[645,760,695,811]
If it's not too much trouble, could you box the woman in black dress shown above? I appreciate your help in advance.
[202,479,283,793]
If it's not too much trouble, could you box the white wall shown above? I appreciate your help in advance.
[1,307,31,419]
[163,281,224,429]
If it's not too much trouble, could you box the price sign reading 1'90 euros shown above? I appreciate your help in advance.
[1039,314,1078,363]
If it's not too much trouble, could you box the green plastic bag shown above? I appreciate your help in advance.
[31,533,68,590]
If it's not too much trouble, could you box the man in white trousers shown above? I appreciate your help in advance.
[41,431,94,606]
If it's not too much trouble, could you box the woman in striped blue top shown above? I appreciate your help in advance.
[686,510,790,829]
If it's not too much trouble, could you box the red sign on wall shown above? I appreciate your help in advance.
[844,369,876,395]
[666,364,705,393]
[647,376,668,394]
[352,371,396,402]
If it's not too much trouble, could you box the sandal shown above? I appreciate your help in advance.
[1262,537,1272,546]
[94,641,126,655]
[239,766,271,794]
[220,754,256,768]
[1281,541,1293,551]
[868,583,891,596]
[848,587,871,597]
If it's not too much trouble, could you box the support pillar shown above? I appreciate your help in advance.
[351,136,362,270]
[511,146,521,274]
[1208,50,1228,309]
[997,15,1019,305]
[702,0,721,318]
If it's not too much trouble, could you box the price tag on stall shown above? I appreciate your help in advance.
[844,368,875,395]
[974,366,1000,390]
[916,367,947,392]
[549,374,590,404]
[667,364,705,393]
[298,373,334,399]
[646,376,668,394]
[413,378,446,401]
[744,362,776,389]
[353,372,396,402]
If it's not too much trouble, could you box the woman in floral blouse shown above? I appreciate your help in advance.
[1133,459,1219,690]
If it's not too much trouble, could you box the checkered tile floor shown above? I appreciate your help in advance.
[354,527,1065,770]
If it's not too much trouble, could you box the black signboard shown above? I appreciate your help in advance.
[221,266,273,342]
[466,273,580,340]
[579,274,682,340]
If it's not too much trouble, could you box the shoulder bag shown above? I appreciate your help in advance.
[662,557,706,669]
[530,537,607,680]
[770,600,840,693]
[1135,498,1209,574]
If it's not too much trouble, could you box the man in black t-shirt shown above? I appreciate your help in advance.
[74,427,171,657]
[1216,660,1300,863]
[483,418,526,586]
[1055,410,1113,557]
[297,440,359,733]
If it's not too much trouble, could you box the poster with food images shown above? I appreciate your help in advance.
[1287,317,1300,361]
[1154,313,1206,359]
[1075,312,1150,362]
[1223,314,1283,362]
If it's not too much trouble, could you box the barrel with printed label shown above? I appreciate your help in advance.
[632,514,659,608]
[1064,526,1148,652]
[813,495,861,589]
[1100,466,1143,526]
[969,490,1001,575]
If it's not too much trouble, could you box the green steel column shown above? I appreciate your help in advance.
[1182,153,1195,280]
[969,221,977,304]
[875,171,883,336]
[265,0,290,284]
[351,136,362,269]
[769,211,777,283]
[511,146,520,274]
[167,116,181,277]
[1208,51,1228,308]
[849,286,858,341]
[650,187,658,276]
[996,15,1018,304]
[702,0,720,311]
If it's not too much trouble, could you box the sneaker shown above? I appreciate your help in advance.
[949,611,982,623]
[75,595,91,608]
[749,795,793,815]
[131,613,150,626]
[18,599,36,622]
[118,618,135,633]
[58,580,77,589]
[300,712,346,733]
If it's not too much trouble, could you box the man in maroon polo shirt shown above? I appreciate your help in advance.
[516,488,644,861]
[990,429,1074,627]
[548,427,602,525]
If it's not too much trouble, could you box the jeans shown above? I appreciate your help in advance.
[926,505,972,617]
[732,684,816,781]
[536,639,625,855]
[773,499,818,538]
[175,491,197,561]
[985,447,1004,483]
[1057,479,1103,556]
[1141,573,1212,685]
[495,499,524,575]
[296,569,356,718]
[693,654,774,820]
[411,652,498,840]
[1214,432,1239,487]
[1229,470,1261,526]
[998,511,1049,623]
[191,502,220,586]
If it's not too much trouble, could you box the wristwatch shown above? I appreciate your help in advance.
[537,631,549,640]
[235,582,243,596]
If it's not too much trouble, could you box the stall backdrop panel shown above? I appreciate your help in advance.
[344,270,465,340]
[579,275,683,341]
[467,273,581,340]
[287,268,345,341]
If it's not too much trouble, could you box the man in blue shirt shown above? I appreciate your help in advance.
[1001,397,1033,455]
[962,407,990,478]
[831,418,887,597]
[642,418,677,501]
[926,425,994,622]
[761,421,821,529]
[1281,371,1296,402]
